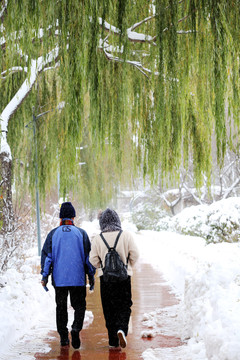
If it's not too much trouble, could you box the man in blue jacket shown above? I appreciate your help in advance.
[41,202,95,349]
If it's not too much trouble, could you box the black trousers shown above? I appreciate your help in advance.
[100,276,133,347]
[55,286,86,339]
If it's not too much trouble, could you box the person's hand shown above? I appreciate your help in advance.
[41,276,48,286]
[41,276,49,291]
[88,275,95,291]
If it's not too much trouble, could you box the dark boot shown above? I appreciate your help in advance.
[71,330,80,349]
[60,333,69,347]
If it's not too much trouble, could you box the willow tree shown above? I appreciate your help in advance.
[0,0,239,233]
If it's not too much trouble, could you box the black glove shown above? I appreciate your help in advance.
[88,275,95,291]
[41,276,49,291]
[41,276,48,285]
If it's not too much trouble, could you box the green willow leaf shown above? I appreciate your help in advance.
[1,0,239,210]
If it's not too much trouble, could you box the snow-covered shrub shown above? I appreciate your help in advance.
[131,202,169,231]
[157,197,240,243]
[0,203,60,273]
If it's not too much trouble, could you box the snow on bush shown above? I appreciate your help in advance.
[131,202,169,231]
[0,203,60,272]
[151,197,240,243]
[170,197,240,243]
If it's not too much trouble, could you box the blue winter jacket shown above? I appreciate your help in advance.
[41,222,95,287]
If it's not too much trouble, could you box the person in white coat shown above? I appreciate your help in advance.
[89,208,139,349]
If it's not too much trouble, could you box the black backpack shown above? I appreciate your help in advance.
[100,230,128,283]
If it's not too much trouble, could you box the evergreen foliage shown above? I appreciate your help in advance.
[1,0,239,209]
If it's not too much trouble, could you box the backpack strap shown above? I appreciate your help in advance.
[113,230,123,249]
[100,230,123,250]
[115,230,129,267]
[100,232,111,250]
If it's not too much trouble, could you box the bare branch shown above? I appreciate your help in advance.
[1,66,28,80]
[177,30,196,34]
[223,177,240,199]
[178,13,191,24]
[100,37,158,78]
[43,61,60,72]
[130,15,155,32]
[98,17,120,35]
[220,159,239,178]
[129,0,187,32]
[102,47,152,78]
[161,193,172,207]
[133,64,150,78]
[99,17,155,43]
[182,183,202,205]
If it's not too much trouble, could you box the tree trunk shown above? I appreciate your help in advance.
[0,152,14,234]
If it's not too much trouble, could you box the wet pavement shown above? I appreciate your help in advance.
[34,263,183,360]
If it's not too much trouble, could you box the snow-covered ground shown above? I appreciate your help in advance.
[137,231,240,360]
[1,197,240,359]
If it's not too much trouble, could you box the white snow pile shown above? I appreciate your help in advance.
[141,305,182,339]
[182,241,240,360]
[0,248,93,357]
[157,197,240,243]
[136,199,240,360]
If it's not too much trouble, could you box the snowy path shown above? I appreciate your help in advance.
[134,263,190,360]
[0,262,190,360]
[2,200,240,359]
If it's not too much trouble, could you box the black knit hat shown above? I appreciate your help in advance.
[59,202,76,219]
[99,208,121,232]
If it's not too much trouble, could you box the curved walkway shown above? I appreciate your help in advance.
[33,263,185,360]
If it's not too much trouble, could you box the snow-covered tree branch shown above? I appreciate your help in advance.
[0,46,59,152]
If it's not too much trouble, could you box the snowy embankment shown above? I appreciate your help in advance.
[0,249,94,356]
[134,198,240,360]
[0,250,56,354]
